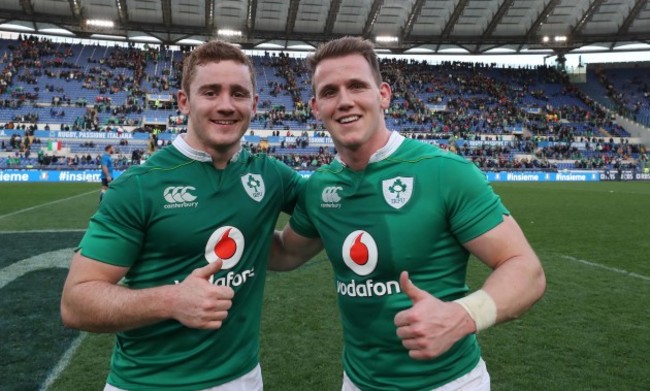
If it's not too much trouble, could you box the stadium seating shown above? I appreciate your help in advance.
[1,36,648,172]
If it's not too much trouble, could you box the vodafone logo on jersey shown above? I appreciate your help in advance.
[338,230,401,297]
[204,226,256,287]
[342,230,378,276]
[205,226,245,269]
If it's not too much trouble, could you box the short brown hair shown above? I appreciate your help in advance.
[181,40,256,95]
[306,36,382,92]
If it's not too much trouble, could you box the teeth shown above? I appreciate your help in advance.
[213,120,236,125]
[339,115,359,124]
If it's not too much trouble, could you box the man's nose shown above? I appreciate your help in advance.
[216,93,236,112]
[337,88,354,109]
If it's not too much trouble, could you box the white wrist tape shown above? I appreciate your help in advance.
[454,289,497,333]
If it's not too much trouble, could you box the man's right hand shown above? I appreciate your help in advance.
[172,260,235,329]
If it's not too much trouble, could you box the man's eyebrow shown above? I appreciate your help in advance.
[317,78,369,93]
[199,83,251,93]
[230,84,252,93]
[198,83,222,91]
[316,83,337,93]
[346,78,370,86]
[318,83,334,89]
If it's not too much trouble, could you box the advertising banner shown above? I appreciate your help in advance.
[0,170,124,183]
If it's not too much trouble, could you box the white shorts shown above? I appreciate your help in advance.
[103,363,263,391]
[342,358,490,391]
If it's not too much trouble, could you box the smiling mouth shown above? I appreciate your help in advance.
[338,115,360,124]
[212,120,237,125]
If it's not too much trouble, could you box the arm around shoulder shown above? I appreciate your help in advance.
[269,224,323,271]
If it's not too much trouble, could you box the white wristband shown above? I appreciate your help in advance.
[454,289,497,333]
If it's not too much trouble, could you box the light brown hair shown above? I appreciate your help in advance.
[306,36,382,92]
[181,40,256,95]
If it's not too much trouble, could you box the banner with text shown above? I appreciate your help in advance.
[3,169,650,183]
[0,170,124,183]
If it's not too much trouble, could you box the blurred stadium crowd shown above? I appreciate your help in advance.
[1,34,648,172]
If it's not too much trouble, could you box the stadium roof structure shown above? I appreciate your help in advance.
[1,0,649,55]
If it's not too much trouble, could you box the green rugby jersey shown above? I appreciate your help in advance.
[290,132,509,391]
[79,135,303,391]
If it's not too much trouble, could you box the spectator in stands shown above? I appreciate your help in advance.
[99,144,114,202]
[60,39,304,391]
[147,133,157,153]
[270,37,546,391]
[130,148,142,165]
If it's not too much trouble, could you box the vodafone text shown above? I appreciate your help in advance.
[336,279,401,297]
[210,268,255,287]
[174,268,255,287]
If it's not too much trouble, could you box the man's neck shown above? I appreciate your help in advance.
[339,146,379,171]
[337,129,392,171]
[174,133,241,169]
[211,148,240,169]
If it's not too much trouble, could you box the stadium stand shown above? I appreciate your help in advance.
[1,35,648,173]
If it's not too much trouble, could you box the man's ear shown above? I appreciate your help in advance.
[252,94,259,115]
[379,82,392,110]
[310,96,320,120]
[177,90,190,115]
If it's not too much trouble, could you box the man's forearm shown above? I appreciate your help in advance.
[268,229,323,271]
[61,281,175,333]
[482,255,546,325]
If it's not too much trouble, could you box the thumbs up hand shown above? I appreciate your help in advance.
[192,258,226,281]
[171,260,235,329]
[394,271,473,360]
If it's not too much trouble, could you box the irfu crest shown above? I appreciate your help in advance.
[381,176,413,209]
[241,173,265,202]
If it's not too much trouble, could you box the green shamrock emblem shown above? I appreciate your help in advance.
[389,179,407,198]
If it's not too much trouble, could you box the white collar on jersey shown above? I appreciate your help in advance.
[335,131,405,166]
[172,134,242,163]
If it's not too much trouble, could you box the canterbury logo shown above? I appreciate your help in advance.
[164,186,197,203]
[322,186,342,203]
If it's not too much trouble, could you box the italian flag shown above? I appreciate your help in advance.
[48,141,62,151]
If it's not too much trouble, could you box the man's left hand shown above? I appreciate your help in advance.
[394,271,476,360]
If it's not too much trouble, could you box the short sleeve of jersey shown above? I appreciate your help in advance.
[288,177,319,239]
[78,174,146,267]
[440,157,510,244]
[269,157,305,215]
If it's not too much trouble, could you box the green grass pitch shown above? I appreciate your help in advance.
[1,181,649,390]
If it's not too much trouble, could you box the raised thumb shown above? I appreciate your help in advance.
[399,271,428,303]
[193,259,223,280]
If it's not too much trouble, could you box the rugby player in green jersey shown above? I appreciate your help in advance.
[270,36,546,391]
[61,40,304,391]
